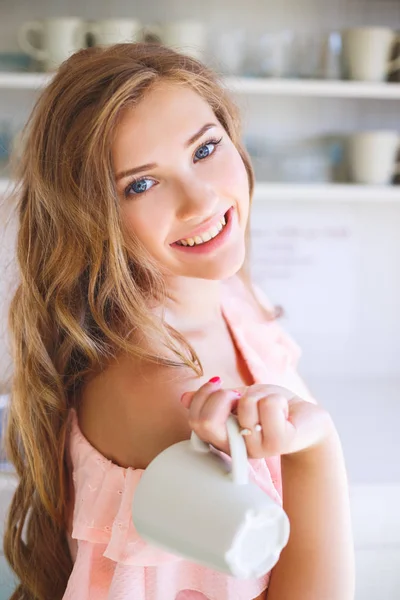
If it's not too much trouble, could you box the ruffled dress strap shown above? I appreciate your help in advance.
[68,408,181,566]
[64,409,276,600]
[221,276,317,404]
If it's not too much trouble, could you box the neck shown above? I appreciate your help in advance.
[162,277,223,333]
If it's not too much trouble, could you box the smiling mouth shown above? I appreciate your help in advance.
[175,211,229,247]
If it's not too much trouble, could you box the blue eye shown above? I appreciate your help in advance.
[123,136,223,198]
[194,137,223,162]
[124,177,156,197]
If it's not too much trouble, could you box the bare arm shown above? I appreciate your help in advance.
[266,424,355,600]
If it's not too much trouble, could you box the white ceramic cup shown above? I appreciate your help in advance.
[18,18,87,72]
[132,415,290,579]
[86,19,143,46]
[347,131,400,185]
[210,28,246,75]
[149,20,207,61]
[342,27,400,81]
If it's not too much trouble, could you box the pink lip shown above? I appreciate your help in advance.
[172,208,230,245]
[171,206,234,255]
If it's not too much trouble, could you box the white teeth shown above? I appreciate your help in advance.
[176,213,228,246]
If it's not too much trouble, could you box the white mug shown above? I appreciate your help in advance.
[132,415,290,579]
[342,27,400,82]
[209,28,246,75]
[148,20,207,61]
[347,131,400,185]
[18,18,87,72]
[86,19,143,46]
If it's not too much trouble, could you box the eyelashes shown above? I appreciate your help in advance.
[123,136,223,198]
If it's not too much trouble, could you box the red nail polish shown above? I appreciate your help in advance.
[209,376,221,384]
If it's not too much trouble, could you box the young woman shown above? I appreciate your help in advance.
[3,43,355,600]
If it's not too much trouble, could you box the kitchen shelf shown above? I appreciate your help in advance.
[225,77,400,99]
[2,178,400,202]
[253,183,400,202]
[1,72,400,99]
[0,72,50,89]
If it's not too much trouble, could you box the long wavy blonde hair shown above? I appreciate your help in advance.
[2,42,278,599]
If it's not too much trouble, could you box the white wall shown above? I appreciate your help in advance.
[249,197,400,486]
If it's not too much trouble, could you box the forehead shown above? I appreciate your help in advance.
[112,81,216,159]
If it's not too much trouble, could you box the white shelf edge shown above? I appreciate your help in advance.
[253,183,400,202]
[225,77,400,99]
[2,178,400,202]
[0,72,51,89]
[1,72,400,99]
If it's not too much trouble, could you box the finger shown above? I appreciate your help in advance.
[236,391,263,456]
[194,389,242,444]
[252,384,297,408]
[180,390,195,409]
[180,376,222,410]
[236,383,290,426]
[181,388,241,415]
[258,393,293,456]
[188,377,226,421]
[281,399,332,454]
[237,385,295,457]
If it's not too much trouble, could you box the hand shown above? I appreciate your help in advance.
[181,377,334,459]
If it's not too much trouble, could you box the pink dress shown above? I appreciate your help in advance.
[63,277,315,600]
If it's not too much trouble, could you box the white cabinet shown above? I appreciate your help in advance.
[1,73,400,198]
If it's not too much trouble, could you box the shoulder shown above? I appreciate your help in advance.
[77,354,199,470]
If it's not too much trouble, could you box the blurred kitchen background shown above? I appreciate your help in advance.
[0,0,400,598]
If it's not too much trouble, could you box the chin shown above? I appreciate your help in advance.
[182,245,246,281]
[210,255,245,280]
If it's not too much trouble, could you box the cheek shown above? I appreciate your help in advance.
[223,148,251,228]
[218,146,250,196]
[123,202,170,251]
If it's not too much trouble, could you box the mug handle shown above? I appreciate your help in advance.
[17,21,48,62]
[395,136,400,170]
[82,21,101,45]
[387,33,400,74]
[74,21,92,49]
[190,414,249,485]
[142,23,163,43]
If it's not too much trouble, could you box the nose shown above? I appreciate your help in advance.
[174,176,219,222]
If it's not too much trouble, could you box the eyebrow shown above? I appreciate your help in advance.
[115,122,218,182]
